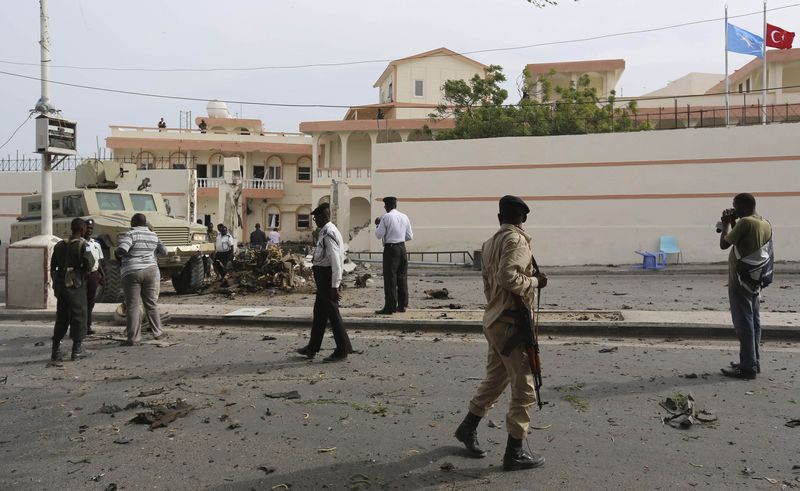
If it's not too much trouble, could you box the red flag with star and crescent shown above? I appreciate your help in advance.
[767,23,795,49]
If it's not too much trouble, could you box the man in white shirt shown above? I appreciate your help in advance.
[84,219,105,336]
[296,202,353,362]
[268,228,281,246]
[214,224,236,279]
[374,196,413,315]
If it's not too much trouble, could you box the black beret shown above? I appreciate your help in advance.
[311,202,330,215]
[499,195,530,215]
[382,196,397,205]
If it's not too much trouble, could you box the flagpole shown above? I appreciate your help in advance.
[725,5,730,126]
[762,0,768,125]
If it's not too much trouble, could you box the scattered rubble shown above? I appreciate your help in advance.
[129,399,194,430]
[659,392,717,429]
[265,390,301,400]
[424,288,450,299]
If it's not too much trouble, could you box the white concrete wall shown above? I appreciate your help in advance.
[371,124,800,266]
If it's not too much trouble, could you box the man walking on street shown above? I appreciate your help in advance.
[116,213,167,346]
[50,218,96,363]
[214,224,235,278]
[295,202,353,362]
[718,193,773,380]
[84,219,105,336]
[455,195,548,471]
[250,223,267,250]
[374,196,413,315]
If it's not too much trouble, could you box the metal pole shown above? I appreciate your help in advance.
[762,0,768,125]
[725,5,730,126]
[39,0,53,236]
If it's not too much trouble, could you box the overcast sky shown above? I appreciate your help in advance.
[2,0,799,156]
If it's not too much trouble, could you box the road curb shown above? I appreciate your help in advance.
[4,310,799,341]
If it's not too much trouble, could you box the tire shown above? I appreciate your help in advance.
[97,259,124,303]
[172,256,205,294]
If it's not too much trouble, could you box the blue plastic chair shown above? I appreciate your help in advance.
[659,235,682,264]
[634,250,666,270]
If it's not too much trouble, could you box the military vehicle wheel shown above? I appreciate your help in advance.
[97,259,124,303]
[172,256,205,294]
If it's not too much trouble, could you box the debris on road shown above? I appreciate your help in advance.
[137,387,166,397]
[786,419,800,428]
[129,399,194,430]
[440,462,455,472]
[317,447,336,453]
[660,392,717,429]
[265,390,301,400]
[562,395,590,412]
[598,347,618,353]
[112,437,132,445]
[424,288,450,299]
[354,273,373,288]
[96,403,123,414]
[257,466,276,475]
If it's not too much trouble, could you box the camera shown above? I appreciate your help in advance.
[716,208,736,233]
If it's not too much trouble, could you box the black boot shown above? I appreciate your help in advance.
[455,412,487,458]
[503,435,545,471]
[71,342,92,361]
[50,341,64,364]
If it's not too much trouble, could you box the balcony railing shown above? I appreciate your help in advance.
[243,178,284,190]
[316,168,372,178]
[196,178,284,190]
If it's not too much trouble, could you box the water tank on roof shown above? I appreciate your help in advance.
[207,100,231,118]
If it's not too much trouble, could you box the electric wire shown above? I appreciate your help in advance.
[0,3,798,73]
[2,68,799,110]
[0,113,33,152]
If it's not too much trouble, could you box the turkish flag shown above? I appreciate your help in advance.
[767,23,795,49]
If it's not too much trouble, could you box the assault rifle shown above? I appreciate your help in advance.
[500,257,545,409]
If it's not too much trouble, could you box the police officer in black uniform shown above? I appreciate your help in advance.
[50,218,96,364]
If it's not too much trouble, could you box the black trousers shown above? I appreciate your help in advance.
[308,266,352,354]
[214,250,233,278]
[53,284,88,345]
[86,271,100,331]
[382,243,408,311]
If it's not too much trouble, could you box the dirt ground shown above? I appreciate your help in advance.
[160,263,800,314]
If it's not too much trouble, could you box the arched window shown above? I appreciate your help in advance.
[266,206,281,230]
[266,155,282,180]
[135,151,157,170]
[169,151,188,169]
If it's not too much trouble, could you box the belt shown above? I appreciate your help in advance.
[384,242,405,247]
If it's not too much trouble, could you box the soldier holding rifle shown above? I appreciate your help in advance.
[455,195,548,471]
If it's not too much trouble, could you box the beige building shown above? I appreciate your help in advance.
[299,47,485,249]
[523,59,626,100]
[105,101,314,243]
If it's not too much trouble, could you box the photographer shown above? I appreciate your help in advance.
[718,193,773,380]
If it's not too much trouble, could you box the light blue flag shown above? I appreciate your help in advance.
[727,23,764,57]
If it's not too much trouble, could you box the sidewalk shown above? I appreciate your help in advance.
[3,302,799,340]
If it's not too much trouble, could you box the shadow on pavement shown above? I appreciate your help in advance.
[208,446,498,491]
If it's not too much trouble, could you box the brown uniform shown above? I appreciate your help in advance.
[468,224,540,439]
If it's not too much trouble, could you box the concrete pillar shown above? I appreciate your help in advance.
[330,180,350,242]
[340,132,350,178]
[311,133,320,179]
[324,138,332,170]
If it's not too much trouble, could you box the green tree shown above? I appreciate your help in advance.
[431,66,649,140]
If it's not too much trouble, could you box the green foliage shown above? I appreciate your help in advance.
[431,66,650,141]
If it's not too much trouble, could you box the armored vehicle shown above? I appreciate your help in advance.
[10,159,214,301]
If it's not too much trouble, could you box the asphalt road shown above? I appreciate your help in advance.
[1,321,798,490]
[160,266,800,314]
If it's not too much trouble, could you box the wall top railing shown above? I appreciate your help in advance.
[110,125,307,138]
[196,177,284,190]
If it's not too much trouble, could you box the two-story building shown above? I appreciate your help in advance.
[105,101,314,242]
[299,47,487,249]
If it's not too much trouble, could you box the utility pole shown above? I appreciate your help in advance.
[36,0,54,236]
[33,0,77,236]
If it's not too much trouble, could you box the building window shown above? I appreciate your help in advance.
[745,78,751,93]
[297,166,311,182]
[414,79,424,97]
[267,213,281,229]
[267,165,282,180]
[253,165,265,179]
[211,164,224,178]
[297,214,311,230]
[738,83,744,93]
